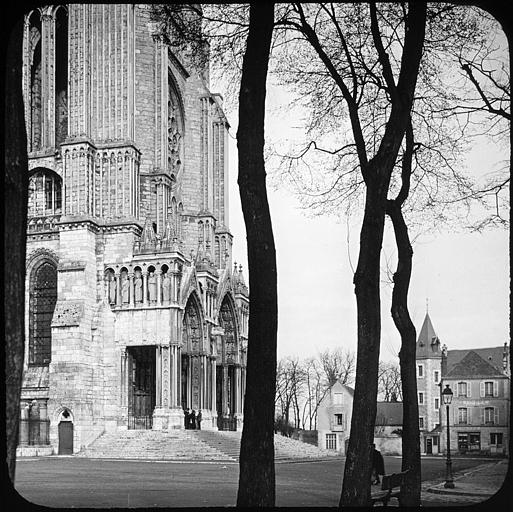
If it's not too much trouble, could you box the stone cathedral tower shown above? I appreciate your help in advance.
[19,4,249,456]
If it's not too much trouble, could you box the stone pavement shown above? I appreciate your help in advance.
[420,459,509,506]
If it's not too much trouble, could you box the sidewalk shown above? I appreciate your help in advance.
[421,459,508,506]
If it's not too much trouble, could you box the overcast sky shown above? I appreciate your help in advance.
[217,30,510,364]
[222,102,509,364]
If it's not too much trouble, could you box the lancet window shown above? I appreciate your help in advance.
[54,6,68,146]
[29,261,57,365]
[28,169,62,217]
[167,76,184,177]
[28,11,42,151]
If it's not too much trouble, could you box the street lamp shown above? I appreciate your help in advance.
[442,384,455,489]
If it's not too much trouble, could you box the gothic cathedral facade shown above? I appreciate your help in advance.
[19,4,249,455]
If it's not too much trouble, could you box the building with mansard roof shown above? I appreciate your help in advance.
[416,312,509,456]
[19,4,249,456]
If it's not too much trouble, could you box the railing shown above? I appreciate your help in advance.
[18,418,50,445]
[127,414,153,430]
[217,415,237,431]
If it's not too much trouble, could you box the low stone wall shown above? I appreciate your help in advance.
[17,445,54,457]
[374,435,402,455]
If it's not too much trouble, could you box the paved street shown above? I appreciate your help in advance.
[12,455,501,508]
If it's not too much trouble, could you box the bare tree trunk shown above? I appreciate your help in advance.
[387,200,421,506]
[4,18,28,484]
[340,4,427,505]
[236,2,276,507]
[341,183,385,506]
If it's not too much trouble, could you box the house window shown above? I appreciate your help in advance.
[434,371,439,383]
[434,398,440,410]
[490,433,503,446]
[484,407,495,425]
[418,365,424,378]
[418,392,424,405]
[335,414,343,426]
[469,433,481,451]
[419,417,424,429]
[326,434,337,450]
[433,436,438,446]
[333,393,343,405]
[484,381,494,397]
[458,408,468,425]
[457,381,467,397]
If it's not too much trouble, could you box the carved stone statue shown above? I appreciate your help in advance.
[108,273,116,304]
[162,273,171,303]
[121,272,129,304]
[148,271,157,303]
[134,271,142,303]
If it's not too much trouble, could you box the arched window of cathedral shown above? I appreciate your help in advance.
[183,296,202,353]
[177,203,183,239]
[29,260,57,366]
[170,196,177,236]
[54,7,68,146]
[28,169,62,217]
[219,298,237,362]
[215,236,220,267]
[28,11,42,151]
[167,76,184,178]
[197,221,204,244]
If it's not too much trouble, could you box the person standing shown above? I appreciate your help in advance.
[189,410,196,430]
[371,443,385,485]
[196,410,202,430]
[184,408,190,429]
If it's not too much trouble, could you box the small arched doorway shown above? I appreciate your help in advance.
[58,409,73,454]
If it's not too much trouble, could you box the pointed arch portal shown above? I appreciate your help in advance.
[216,296,242,430]
[181,295,204,411]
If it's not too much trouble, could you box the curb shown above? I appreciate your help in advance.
[424,460,505,498]
[425,487,494,498]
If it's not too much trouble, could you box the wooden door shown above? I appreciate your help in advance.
[58,421,73,454]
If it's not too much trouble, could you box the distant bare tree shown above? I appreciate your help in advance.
[276,357,306,431]
[301,357,325,430]
[318,347,356,387]
[378,361,403,402]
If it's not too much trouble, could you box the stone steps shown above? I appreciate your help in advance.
[77,429,340,461]
[77,429,233,461]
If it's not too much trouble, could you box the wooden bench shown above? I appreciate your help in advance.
[370,470,410,506]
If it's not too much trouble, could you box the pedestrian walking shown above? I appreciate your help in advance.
[189,409,196,430]
[196,410,202,430]
[371,443,385,485]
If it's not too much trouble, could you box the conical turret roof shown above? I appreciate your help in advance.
[416,312,442,359]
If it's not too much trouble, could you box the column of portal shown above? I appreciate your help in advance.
[222,365,229,418]
[120,348,128,422]
[211,358,217,419]
[155,346,162,408]
[161,345,170,408]
[235,365,241,416]
[19,403,30,445]
[170,345,177,408]
[39,400,48,444]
